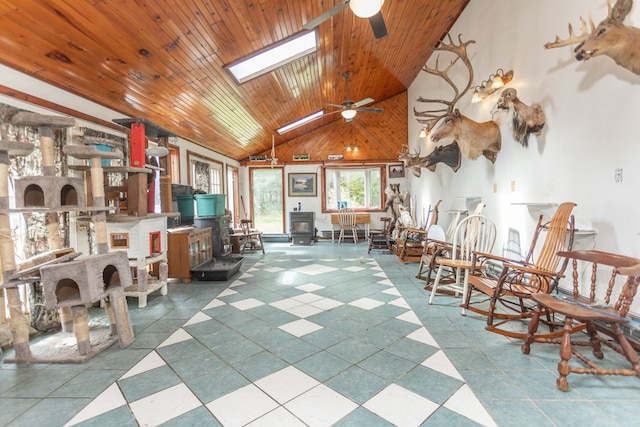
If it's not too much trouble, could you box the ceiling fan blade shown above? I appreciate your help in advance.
[326,103,347,109]
[303,1,350,30]
[369,11,388,39]
[354,97,374,107]
[356,107,383,113]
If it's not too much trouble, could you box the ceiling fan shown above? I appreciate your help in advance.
[326,72,383,122]
[303,0,388,39]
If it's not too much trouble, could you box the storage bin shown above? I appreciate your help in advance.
[176,195,195,218]
[195,194,226,217]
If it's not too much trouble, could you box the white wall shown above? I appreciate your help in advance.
[407,0,640,310]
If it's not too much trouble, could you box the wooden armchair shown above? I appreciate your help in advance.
[464,202,576,338]
[521,250,640,391]
[239,219,265,254]
[368,216,393,253]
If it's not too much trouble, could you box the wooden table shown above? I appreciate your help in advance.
[330,213,370,242]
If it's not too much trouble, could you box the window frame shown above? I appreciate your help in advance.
[186,150,224,195]
[321,165,387,213]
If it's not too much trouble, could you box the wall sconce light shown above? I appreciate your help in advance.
[471,69,514,103]
[418,127,428,138]
[344,144,360,152]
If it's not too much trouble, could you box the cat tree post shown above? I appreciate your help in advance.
[11,113,76,332]
[0,139,35,360]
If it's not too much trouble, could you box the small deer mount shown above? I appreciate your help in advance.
[491,88,546,147]
[545,0,640,75]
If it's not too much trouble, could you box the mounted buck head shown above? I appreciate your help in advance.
[398,145,423,177]
[545,0,640,75]
[414,34,501,164]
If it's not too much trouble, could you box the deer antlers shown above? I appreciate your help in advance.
[544,0,640,75]
[413,34,476,133]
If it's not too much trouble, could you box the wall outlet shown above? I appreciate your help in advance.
[493,183,497,193]
[615,168,623,183]
[511,181,516,192]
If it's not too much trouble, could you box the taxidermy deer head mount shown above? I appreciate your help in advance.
[398,145,423,177]
[414,34,501,164]
[492,88,546,148]
[545,0,640,75]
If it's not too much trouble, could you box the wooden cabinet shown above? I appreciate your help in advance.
[167,226,212,282]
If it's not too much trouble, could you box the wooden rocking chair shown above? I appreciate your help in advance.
[464,202,576,339]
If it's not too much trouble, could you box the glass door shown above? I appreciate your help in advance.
[250,168,284,233]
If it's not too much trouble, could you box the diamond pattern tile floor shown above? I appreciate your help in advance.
[4,241,638,426]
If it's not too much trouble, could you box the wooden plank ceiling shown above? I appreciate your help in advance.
[0,0,469,162]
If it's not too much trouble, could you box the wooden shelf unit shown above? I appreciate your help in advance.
[167,226,212,282]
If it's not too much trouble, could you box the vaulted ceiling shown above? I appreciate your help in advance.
[0,0,469,162]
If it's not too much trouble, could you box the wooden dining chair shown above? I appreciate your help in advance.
[521,250,640,391]
[338,208,358,243]
[464,202,576,338]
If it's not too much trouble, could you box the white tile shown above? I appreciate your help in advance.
[421,350,464,381]
[292,293,323,303]
[388,297,410,309]
[239,272,254,279]
[444,384,498,427]
[396,310,422,325]
[363,384,439,426]
[342,266,366,272]
[296,283,325,292]
[279,319,323,337]
[309,298,343,310]
[382,287,401,296]
[348,297,384,310]
[229,279,246,287]
[285,384,357,427]
[202,298,226,310]
[270,298,304,310]
[184,311,212,326]
[265,266,285,272]
[218,288,238,297]
[120,351,165,379]
[230,298,265,310]
[377,278,394,286]
[407,327,440,348]
[158,328,193,347]
[373,271,387,278]
[130,383,202,426]
[286,304,323,318]
[206,384,279,427]
[64,383,126,426]
[255,366,320,404]
[246,407,306,426]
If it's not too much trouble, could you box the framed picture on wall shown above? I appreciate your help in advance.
[288,173,317,197]
[389,164,405,178]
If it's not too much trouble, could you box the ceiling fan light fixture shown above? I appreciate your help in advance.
[349,0,384,18]
[341,109,357,120]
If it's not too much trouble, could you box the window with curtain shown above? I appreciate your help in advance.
[323,166,383,211]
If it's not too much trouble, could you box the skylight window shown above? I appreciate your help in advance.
[226,30,318,84]
[277,110,324,134]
